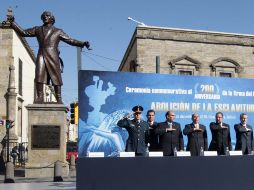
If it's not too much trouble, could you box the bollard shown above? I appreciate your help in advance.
[4,161,15,183]
[54,160,63,182]
[70,154,76,170]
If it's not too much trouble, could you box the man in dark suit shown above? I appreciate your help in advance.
[208,112,232,155]
[117,105,150,156]
[183,113,208,156]
[155,111,184,156]
[146,110,159,151]
[8,11,90,104]
[234,113,254,155]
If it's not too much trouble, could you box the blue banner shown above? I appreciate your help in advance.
[78,70,254,157]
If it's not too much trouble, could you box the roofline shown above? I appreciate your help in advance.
[118,28,137,71]
[118,25,254,71]
[137,25,254,38]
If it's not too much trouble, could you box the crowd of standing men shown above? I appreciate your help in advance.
[117,105,254,156]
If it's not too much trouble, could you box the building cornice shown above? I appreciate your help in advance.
[135,25,254,46]
[138,25,254,38]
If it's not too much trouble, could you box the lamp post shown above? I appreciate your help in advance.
[6,126,10,162]
[127,17,146,26]
[5,120,14,162]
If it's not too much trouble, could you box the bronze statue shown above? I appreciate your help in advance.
[6,11,90,104]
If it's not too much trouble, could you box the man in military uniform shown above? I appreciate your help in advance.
[234,113,254,155]
[208,112,232,155]
[117,105,149,156]
[155,111,184,156]
[183,113,208,156]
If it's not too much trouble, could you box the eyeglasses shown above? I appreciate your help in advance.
[134,112,141,115]
[147,115,154,117]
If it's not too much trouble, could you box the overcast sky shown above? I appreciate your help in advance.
[1,0,254,105]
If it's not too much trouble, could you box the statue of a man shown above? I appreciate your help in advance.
[7,11,90,104]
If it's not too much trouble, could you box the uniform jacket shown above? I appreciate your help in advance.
[234,123,254,154]
[117,118,149,154]
[155,121,184,156]
[183,123,208,156]
[208,122,232,155]
[148,121,160,151]
[11,22,85,85]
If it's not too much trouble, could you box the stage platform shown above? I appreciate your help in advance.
[77,156,254,190]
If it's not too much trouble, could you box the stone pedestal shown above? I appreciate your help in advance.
[25,104,69,178]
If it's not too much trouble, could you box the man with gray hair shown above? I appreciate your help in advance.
[234,113,254,155]
[183,113,208,156]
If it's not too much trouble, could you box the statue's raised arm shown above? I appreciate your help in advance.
[4,10,90,104]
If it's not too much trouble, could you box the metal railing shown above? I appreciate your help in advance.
[4,142,28,168]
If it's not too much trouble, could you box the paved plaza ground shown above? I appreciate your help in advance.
[0,167,77,190]
[0,182,76,190]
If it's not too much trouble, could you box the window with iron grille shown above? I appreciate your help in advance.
[179,70,193,75]
[219,72,232,77]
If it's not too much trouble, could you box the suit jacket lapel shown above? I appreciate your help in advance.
[42,26,54,40]
[46,26,54,39]
[172,122,177,129]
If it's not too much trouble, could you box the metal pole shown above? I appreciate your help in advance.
[77,47,82,92]
[156,56,160,74]
[77,47,82,72]
[7,127,9,162]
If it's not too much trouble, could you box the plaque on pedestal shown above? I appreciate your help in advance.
[31,125,60,149]
[25,104,69,178]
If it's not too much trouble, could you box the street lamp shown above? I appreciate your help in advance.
[5,120,14,162]
[127,17,146,26]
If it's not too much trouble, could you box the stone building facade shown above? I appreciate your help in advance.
[0,25,35,148]
[118,26,254,79]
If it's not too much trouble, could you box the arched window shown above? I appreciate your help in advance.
[168,55,202,75]
[210,57,242,77]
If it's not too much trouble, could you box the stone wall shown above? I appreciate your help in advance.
[0,27,35,150]
[0,28,12,141]
[119,26,254,79]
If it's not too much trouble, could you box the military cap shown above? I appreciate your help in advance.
[132,105,144,113]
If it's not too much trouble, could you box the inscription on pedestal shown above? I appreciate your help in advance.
[32,125,60,149]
